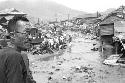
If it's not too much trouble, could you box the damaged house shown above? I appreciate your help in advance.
[99,6,125,62]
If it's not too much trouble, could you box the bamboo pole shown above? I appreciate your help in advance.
[115,42,118,54]
[101,41,104,57]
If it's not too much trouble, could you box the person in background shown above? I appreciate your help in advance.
[0,16,36,83]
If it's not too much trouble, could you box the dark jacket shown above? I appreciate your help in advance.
[0,47,35,83]
[21,52,36,83]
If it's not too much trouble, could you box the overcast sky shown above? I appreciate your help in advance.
[0,0,125,13]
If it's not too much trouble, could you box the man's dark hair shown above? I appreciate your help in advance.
[12,15,29,22]
[7,15,29,33]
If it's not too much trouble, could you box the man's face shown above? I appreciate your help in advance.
[14,20,31,50]
[16,20,30,33]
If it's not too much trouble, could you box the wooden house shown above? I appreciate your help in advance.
[99,14,125,57]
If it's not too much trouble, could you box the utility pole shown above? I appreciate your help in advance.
[68,14,70,21]
[55,13,57,22]
[38,18,40,25]
[122,5,125,19]
[97,11,100,18]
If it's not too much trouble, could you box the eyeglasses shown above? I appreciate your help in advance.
[16,31,27,35]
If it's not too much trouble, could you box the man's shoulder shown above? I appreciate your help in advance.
[0,48,23,63]
[0,47,21,56]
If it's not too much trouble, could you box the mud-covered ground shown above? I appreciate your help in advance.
[28,33,125,83]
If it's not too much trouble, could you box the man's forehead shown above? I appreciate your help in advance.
[16,20,30,26]
[16,20,30,31]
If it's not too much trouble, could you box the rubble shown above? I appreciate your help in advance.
[1,7,125,83]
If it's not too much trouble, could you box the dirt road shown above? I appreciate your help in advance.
[29,35,125,83]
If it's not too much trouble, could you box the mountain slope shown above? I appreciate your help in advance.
[0,0,86,21]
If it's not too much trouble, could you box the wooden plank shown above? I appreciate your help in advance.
[100,23,114,36]
[103,54,125,67]
[103,54,120,65]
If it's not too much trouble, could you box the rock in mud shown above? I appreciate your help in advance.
[48,76,53,80]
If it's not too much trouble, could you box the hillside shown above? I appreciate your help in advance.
[0,0,86,21]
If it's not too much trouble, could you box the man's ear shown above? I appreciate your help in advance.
[10,36,15,44]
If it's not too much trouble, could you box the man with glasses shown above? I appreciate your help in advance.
[0,16,36,83]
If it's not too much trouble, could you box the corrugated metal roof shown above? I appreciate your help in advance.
[98,5,125,24]
[100,16,123,25]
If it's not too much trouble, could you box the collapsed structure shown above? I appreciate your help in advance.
[99,6,125,64]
